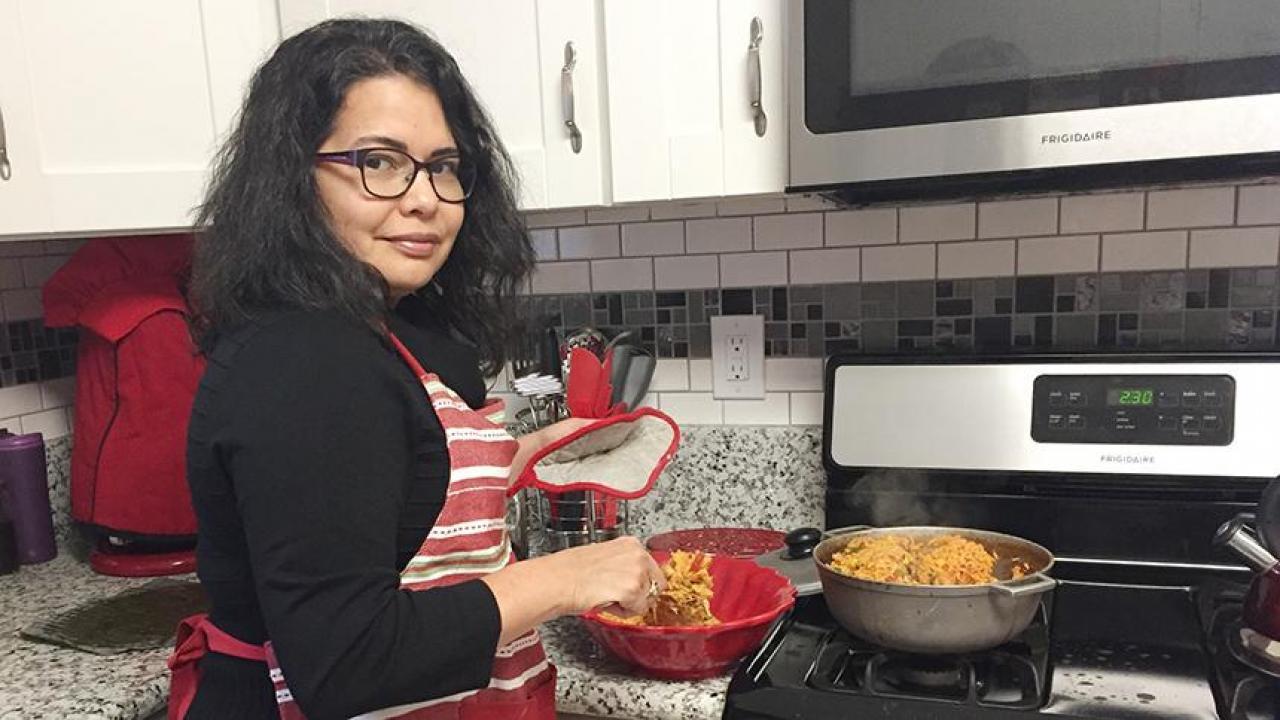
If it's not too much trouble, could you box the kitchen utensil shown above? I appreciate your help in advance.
[0,431,56,564]
[1214,514,1280,642]
[646,528,786,559]
[812,526,1056,655]
[580,551,795,679]
[618,350,656,411]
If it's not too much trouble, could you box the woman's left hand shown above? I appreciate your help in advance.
[508,416,596,487]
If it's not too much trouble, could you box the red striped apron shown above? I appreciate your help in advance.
[169,332,555,720]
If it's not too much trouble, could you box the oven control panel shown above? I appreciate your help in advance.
[1031,374,1235,445]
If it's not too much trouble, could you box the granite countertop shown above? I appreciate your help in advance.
[0,557,731,720]
[0,555,182,720]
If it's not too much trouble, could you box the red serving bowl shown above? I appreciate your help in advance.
[579,551,796,679]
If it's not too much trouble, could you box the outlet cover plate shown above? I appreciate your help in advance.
[711,315,765,399]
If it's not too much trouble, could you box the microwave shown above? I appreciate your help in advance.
[789,1,1280,203]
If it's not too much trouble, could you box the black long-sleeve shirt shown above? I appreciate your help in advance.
[184,299,502,719]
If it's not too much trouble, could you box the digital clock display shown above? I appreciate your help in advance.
[1107,388,1154,406]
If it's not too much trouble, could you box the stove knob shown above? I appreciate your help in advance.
[783,527,822,560]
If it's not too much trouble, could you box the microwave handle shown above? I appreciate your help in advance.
[748,16,767,137]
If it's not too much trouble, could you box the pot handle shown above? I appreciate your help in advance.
[991,574,1057,598]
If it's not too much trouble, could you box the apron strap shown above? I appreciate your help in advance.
[167,613,267,720]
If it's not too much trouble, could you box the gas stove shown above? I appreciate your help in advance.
[726,354,1280,719]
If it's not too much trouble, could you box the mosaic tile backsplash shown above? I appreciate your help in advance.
[520,267,1280,358]
[0,319,77,388]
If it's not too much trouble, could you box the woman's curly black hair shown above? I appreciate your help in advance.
[192,18,534,375]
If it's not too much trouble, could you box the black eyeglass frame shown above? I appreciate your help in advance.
[314,147,475,203]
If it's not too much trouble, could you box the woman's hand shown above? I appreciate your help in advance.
[552,536,666,617]
[507,416,596,488]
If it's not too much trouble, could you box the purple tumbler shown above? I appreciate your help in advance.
[0,431,56,563]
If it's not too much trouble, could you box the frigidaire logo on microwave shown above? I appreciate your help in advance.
[1041,130,1113,145]
[1099,453,1155,465]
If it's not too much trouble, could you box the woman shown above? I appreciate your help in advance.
[169,18,664,720]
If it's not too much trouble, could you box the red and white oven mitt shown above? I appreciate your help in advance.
[513,347,680,500]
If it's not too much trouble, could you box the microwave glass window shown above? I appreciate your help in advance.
[804,0,1280,133]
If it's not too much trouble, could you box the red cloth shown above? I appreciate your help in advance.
[43,235,203,536]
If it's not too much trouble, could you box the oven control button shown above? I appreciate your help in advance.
[1181,415,1201,432]
[1067,414,1085,429]
[1048,391,1065,407]
[1048,414,1065,429]
[1158,391,1179,408]
[1157,414,1177,430]
[1203,415,1222,431]
[1067,392,1087,407]
[1181,391,1201,407]
[1202,391,1222,407]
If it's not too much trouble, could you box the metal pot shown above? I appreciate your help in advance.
[813,526,1057,655]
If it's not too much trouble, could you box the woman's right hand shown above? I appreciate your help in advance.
[552,536,666,617]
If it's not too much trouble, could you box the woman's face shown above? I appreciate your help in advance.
[315,74,465,301]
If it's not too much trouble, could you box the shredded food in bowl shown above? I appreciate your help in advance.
[829,533,1030,585]
[602,550,720,627]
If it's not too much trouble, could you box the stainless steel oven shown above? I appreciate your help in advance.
[789,1,1280,202]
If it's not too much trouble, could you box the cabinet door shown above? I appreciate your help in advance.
[7,1,278,234]
[719,0,786,196]
[0,0,51,236]
[604,0,724,203]
[288,0,551,210]
[537,0,608,209]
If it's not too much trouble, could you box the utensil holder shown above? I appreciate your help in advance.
[521,487,628,554]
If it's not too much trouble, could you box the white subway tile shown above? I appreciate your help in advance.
[529,229,557,261]
[659,392,723,425]
[937,240,1015,279]
[525,209,586,229]
[530,261,590,294]
[786,194,836,212]
[0,259,23,290]
[789,248,860,285]
[900,203,976,243]
[720,252,788,287]
[40,377,76,410]
[1060,192,1144,234]
[862,244,936,282]
[755,213,823,250]
[718,196,786,216]
[789,393,824,425]
[1147,187,1234,229]
[0,416,20,434]
[686,218,751,254]
[1238,185,1280,226]
[650,359,690,392]
[1017,235,1100,275]
[586,206,650,224]
[978,198,1058,238]
[825,208,897,247]
[22,256,68,288]
[1189,228,1280,268]
[20,408,68,439]
[591,258,653,292]
[1101,231,1188,271]
[655,254,719,290]
[558,225,620,259]
[0,384,44,417]
[2,288,42,320]
[723,393,790,425]
[622,221,684,256]
[650,200,718,220]
[0,241,45,258]
[765,358,823,391]
[688,359,713,391]
[43,239,87,255]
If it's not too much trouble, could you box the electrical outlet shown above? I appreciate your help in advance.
[711,315,765,399]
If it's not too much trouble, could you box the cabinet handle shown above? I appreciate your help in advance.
[560,41,583,154]
[748,17,767,138]
[0,102,11,181]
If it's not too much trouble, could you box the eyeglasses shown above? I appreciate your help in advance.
[314,147,475,203]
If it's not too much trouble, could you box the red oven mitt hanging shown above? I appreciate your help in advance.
[514,347,679,500]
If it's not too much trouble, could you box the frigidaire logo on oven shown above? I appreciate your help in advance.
[1041,130,1113,145]
[1100,453,1155,465]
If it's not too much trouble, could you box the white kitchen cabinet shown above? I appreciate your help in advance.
[280,0,609,210]
[602,0,787,204]
[0,0,279,238]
